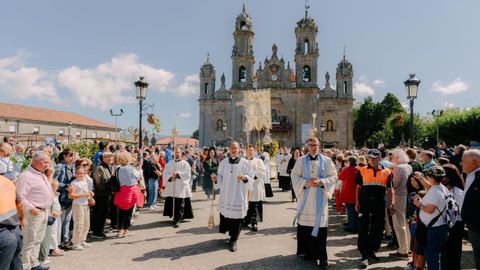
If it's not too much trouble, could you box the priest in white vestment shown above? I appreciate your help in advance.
[291,137,337,268]
[277,147,292,192]
[257,148,273,197]
[162,148,194,228]
[244,144,266,232]
[212,141,253,252]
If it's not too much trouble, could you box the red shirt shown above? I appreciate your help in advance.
[339,166,359,204]
[159,158,166,182]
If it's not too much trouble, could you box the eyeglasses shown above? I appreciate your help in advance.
[81,163,88,166]
[308,144,318,147]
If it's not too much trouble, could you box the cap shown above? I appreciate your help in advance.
[423,166,446,178]
[422,150,435,159]
[366,149,381,158]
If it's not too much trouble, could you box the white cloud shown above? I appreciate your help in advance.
[444,101,455,108]
[176,112,192,118]
[372,79,385,86]
[172,74,199,97]
[431,78,469,96]
[353,82,375,97]
[58,54,201,110]
[401,102,409,110]
[0,51,60,103]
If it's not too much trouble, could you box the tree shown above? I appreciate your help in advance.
[353,93,406,148]
[191,129,199,140]
[379,93,404,117]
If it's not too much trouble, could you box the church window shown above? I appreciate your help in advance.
[271,109,279,123]
[216,119,223,131]
[344,81,347,94]
[304,39,309,54]
[204,83,208,95]
[326,120,334,131]
[302,65,311,82]
[239,66,247,82]
[240,21,248,30]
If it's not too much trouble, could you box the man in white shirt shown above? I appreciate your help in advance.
[212,141,253,252]
[162,148,194,228]
[244,144,266,232]
[291,137,337,269]
[461,149,480,269]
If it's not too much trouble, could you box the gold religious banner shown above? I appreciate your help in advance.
[237,90,272,133]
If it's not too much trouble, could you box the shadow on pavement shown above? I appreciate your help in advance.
[460,250,476,269]
[176,226,216,235]
[243,226,295,236]
[131,220,174,231]
[132,239,226,261]
[214,254,318,270]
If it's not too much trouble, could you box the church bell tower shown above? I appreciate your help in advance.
[294,7,319,88]
[231,4,255,90]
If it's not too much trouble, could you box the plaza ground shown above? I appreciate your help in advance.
[51,184,475,270]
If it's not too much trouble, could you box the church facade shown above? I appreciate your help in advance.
[198,5,354,148]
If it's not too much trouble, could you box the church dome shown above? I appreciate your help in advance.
[296,13,317,31]
[337,56,352,69]
[235,4,253,31]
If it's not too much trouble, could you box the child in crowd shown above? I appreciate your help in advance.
[68,166,94,251]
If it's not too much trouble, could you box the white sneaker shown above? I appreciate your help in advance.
[72,244,84,251]
[81,242,91,248]
[40,259,50,265]
[360,258,369,269]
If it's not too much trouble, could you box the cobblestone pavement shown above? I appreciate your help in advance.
[51,185,475,270]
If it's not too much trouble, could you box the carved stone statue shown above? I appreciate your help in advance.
[272,43,278,56]
[221,73,226,87]
[325,72,330,85]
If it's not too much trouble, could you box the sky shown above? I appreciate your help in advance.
[1,0,479,136]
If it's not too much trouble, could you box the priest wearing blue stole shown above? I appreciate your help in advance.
[291,137,337,269]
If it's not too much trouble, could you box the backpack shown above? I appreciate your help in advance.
[106,167,121,192]
[428,186,460,228]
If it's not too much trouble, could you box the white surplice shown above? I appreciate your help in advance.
[162,159,192,199]
[291,155,338,227]
[246,157,266,202]
[215,157,254,219]
[259,152,271,184]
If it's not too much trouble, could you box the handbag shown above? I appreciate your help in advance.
[88,196,96,207]
[106,168,121,192]
[47,216,56,225]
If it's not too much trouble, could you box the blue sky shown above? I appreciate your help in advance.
[1,0,479,136]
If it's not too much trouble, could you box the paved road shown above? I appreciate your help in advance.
[51,185,475,270]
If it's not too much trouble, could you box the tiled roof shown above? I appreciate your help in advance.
[156,136,198,146]
[0,103,114,129]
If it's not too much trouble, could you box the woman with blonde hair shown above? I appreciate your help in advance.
[113,151,144,237]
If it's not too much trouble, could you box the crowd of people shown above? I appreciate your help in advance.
[0,135,479,270]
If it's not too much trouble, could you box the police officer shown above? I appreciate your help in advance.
[0,175,25,270]
[355,149,394,269]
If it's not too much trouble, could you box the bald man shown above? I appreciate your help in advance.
[461,149,480,269]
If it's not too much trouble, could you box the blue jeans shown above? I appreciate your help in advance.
[60,206,73,244]
[0,226,22,270]
[425,224,449,270]
[147,178,159,207]
[345,204,357,230]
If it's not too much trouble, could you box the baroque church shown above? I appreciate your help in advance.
[198,5,354,148]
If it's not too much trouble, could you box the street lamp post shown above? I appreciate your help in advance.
[404,74,420,148]
[320,122,326,148]
[431,109,444,145]
[110,109,124,144]
[222,122,228,146]
[67,121,72,144]
[135,77,149,149]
